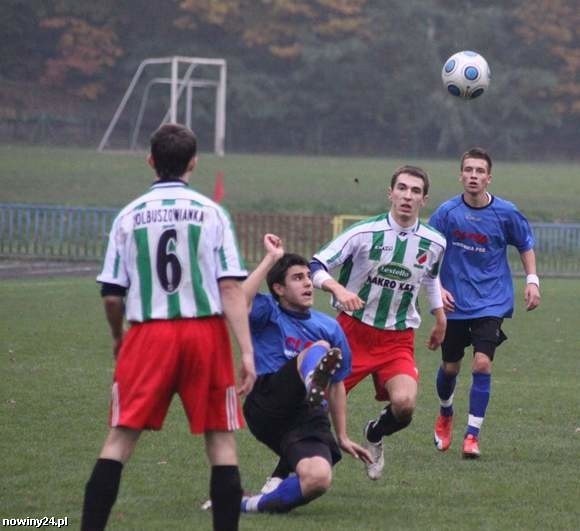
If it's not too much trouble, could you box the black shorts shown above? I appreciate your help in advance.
[441,317,507,363]
[243,357,341,471]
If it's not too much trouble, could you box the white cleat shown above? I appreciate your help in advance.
[200,499,212,511]
[202,477,282,511]
[260,476,283,494]
[363,421,385,480]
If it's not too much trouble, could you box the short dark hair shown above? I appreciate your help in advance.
[390,165,430,196]
[460,147,492,172]
[150,123,197,180]
[266,253,309,301]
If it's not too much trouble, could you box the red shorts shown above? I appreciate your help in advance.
[110,317,244,434]
[338,313,418,401]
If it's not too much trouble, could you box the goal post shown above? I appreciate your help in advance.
[332,214,367,237]
[98,56,227,156]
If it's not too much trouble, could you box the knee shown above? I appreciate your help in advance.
[441,362,460,377]
[298,459,332,498]
[472,354,492,374]
[389,394,416,421]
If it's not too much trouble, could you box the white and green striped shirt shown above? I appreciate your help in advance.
[313,213,446,330]
[98,181,247,322]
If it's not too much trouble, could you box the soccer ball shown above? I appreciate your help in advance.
[441,51,490,99]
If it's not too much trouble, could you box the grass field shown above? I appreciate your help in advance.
[2,145,580,221]
[1,276,578,530]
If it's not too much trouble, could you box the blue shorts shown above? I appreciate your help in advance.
[442,317,507,362]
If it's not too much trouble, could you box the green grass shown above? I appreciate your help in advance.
[1,277,579,530]
[2,145,580,220]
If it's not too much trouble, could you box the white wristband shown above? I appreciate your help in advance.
[526,274,540,287]
[312,269,332,289]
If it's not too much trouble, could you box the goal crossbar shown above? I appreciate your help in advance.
[98,56,227,155]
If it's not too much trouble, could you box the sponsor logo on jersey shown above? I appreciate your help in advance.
[366,275,415,292]
[372,245,394,252]
[414,249,428,268]
[284,337,314,359]
[377,263,411,281]
[452,229,488,245]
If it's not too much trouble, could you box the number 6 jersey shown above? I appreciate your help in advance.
[97,181,247,322]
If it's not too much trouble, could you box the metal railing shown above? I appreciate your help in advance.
[1,204,579,277]
[0,203,334,266]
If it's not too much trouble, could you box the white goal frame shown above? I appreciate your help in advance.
[98,56,227,156]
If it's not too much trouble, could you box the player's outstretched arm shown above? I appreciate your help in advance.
[241,233,284,309]
[219,278,256,397]
[327,382,372,464]
[318,277,364,311]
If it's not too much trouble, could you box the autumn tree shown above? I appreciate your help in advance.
[40,16,122,99]
[515,0,580,114]
[176,0,369,59]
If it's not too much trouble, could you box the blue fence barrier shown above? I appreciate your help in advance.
[0,204,117,260]
[1,203,579,277]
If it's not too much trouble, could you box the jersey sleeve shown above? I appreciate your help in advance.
[214,207,248,279]
[505,208,535,253]
[313,228,359,273]
[428,207,445,234]
[427,240,445,279]
[96,214,130,288]
[249,293,275,329]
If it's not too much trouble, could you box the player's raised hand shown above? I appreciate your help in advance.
[264,233,284,261]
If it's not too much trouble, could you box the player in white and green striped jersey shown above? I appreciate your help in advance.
[82,124,255,531]
[98,181,246,322]
[310,165,447,481]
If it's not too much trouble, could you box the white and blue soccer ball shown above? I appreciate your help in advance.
[441,51,490,99]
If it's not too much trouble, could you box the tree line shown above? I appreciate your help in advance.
[2,0,579,158]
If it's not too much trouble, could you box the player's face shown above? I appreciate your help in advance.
[460,157,492,195]
[388,173,427,226]
[275,265,314,312]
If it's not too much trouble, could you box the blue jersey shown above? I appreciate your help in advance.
[250,293,352,382]
[429,194,534,319]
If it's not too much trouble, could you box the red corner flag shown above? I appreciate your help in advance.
[213,171,225,203]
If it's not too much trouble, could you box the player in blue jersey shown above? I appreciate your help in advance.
[239,234,371,514]
[429,147,541,458]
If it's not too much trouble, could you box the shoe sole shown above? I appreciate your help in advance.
[306,348,342,406]
[434,435,451,452]
[462,451,480,459]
